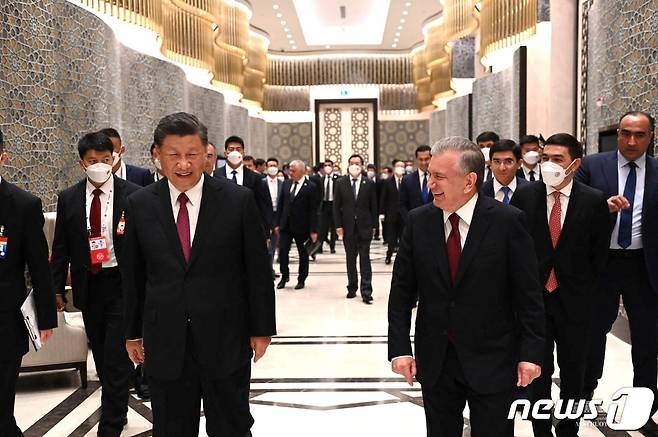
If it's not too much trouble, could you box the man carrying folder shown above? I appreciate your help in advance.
[0,128,57,436]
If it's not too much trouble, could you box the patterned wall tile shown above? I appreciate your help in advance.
[446,95,471,139]
[186,83,225,150]
[224,104,250,145]
[451,37,475,79]
[266,123,313,166]
[248,117,268,159]
[378,120,429,166]
[429,110,447,145]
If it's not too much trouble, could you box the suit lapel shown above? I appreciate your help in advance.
[455,197,493,287]
[155,180,186,268]
[112,177,124,235]
[604,152,619,196]
[642,157,658,216]
[556,181,580,250]
[426,206,451,287]
[292,179,309,203]
[0,180,14,225]
[187,177,221,269]
[74,180,88,236]
[356,178,367,202]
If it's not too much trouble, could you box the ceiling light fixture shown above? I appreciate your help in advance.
[281,20,287,25]
[287,34,292,39]
[292,45,297,49]
[273,4,279,10]
[400,18,406,23]
[402,10,409,15]
[392,44,397,48]
[284,27,289,32]
[405,1,411,6]
[276,12,282,18]
[395,32,400,36]
[397,25,403,30]
[394,38,399,42]
[325,45,331,49]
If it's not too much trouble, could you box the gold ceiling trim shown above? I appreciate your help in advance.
[443,0,479,41]
[480,0,537,59]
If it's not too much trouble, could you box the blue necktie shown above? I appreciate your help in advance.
[501,186,511,204]
[352,178,358,200]
[421,173,429,203]
[618,161,637,248]
[231,170,238,184]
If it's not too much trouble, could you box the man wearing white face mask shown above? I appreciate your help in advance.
[517,135,543,181]
[51,132,141,436]
[333,154,378,304]
[476,131,499,182]
[380,160,406,264]
[311,159,339,255]
[263,157,283,278]
[511,133,609,437]
[99,128,152,187]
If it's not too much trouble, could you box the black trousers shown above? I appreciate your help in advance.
[0,354,23,437]
[422,345,514,437]
[584,252,658,414]
[384,217,403,259]
[531,290,589,437]
[278,231,309,282]
[82,268,132,437]
[149,329,253,437]
[343,231,373,297]
[317,201,336,252]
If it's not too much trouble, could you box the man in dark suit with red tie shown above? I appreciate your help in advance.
[0,129,57,437]
[122,112,276,437]
[388,136,545,437]
[51,132,140,436]
[576,111,658,435]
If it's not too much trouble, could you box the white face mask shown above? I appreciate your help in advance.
[481,147,491,162]
[153,158,162,171]
[394,166,406,177]
[523,150,541,165]
[541,161,575,188]
[85,162,113,184]
[405,165,413,174]
[277,176,284,182]
[380,173,389,180]
[348,164,362,178]
[227,150,242,165]
[367,170,376,179]
[267,166,278,176]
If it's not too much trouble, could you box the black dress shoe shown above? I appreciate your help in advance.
[385,256,391,264]
[277,278,288,289]
[330,249,336,254]
[346,291,357,298]
[135,383,150,400]
[362,295,373,304]
[294,281,305,290]
[639,418,658,437]
[310,254,316,261]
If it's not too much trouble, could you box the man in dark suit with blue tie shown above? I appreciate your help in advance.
[399,144,432,223]
[0,129,57,437]
[481,139,529,203]
[575,111,658,435]
[99,128,153,187]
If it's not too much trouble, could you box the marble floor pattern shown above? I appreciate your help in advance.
[15,241,656,436]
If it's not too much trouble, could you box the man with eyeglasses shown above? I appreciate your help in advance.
[576,111,658,436]
[481,139,530,204]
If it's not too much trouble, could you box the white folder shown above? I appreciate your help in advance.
[20,289,42,350]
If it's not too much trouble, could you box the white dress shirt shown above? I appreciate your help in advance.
[417,169,428,193]
[610,151,645,249]
[521,163,541,181]
[493,177,518,203]
[545,179,573,226]
[114,160,127,180]
[227,164,244,186]
[323,175,334,201]
[290,176,307,197]
[443,193,479,248]
[85,176,118,267]
[267,176,279,212]
[168,173,204,244]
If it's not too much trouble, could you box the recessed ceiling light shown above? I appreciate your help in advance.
[290,40,295,44]
[287,34,292,39]
[405,1,411,6]
[273,4,279,9]
[402,10,409,15]
[400,18,406,23]
[393,38,399,42]
[281,20,287,25]
[397,25,403,30]
[325,45,331,49]
[392,44,397,48]
[276,12,282,18]
[395,32,400,36]
[292,45,297,49]
[284,27,289,32]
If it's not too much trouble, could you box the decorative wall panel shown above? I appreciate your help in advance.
[224,103,250,147]
[446,95,471,138]
[429,110,447,145]
[266,123,313,165]
[451,37,475,79]
[585,0,658,153]
[248,117,267,159]
[185,83,225,148]
[379,120,429,167]
[263,86,310,112]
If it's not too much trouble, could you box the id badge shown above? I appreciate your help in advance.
[88,236,110,265]
[116,216,126,236]
[0,236,7,260]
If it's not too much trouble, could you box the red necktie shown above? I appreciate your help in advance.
[545,191,561,292]
[446,213,461,285]
[177,193,191,263]
[89,189,102,274]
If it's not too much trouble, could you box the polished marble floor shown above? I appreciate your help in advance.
[15,241,655,436]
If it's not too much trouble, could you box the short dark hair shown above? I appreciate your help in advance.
[348,154,364,165]
[324,158,334,166]
[415,145,431,156]
[619,111,655,133]
[254,158,265,167]
[476,131,500,144]
[392,159,402,166]
[99,128,121,142]
[383,166,393,173]
[243,155,254,162]
[519,135,540,148]
[78,132,114,159]
[267,157,279,165]
[490,139,522,161]
[225,135,245,150]
[544,133,583,160]
[154,112,203,147]
[367,163,376,170]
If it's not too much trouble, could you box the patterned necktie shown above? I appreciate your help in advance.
[421,173,429,203]
[231,170,238,184]
[446,213,461,285]
[177,193,191,263]
[618,161,637,249]
[501,186,511,204]
[546,191,562,292]
[352,178,358,200]
[529,170,536,182]
[89,188,103,274]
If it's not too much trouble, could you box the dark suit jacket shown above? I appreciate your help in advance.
[333,176,378,240]
[275,178,319,236]
[0,180,57,356]
[575,151,658,291]
[399,170,432,223]
[510,180,610,321]
[379,177,403,240]
[213,165,272,235]
[122,176,276,380]
[516,166,542,181]
[310,173,340,203]
[388,196,545,393]
[481,176,530,200]
[125,163,152,187]
[262,177,283,230]
[50,176,141,311]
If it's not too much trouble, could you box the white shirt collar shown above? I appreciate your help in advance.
[349,173,362,182]
[443,193,479,226]
[168,173,204,207]
[546,179,573,197]
[227,164,244,175]
[86,174,115,196]
[493,176,517,194]
[267,175,278,183]
[617,150,646,169]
